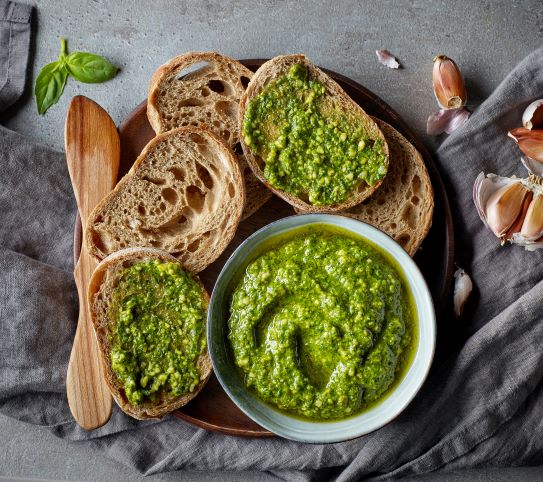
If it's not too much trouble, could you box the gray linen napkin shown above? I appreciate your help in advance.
[1,1,542,479]
[0,0,30,110]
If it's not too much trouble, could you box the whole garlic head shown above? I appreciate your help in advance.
[473,172,543,250]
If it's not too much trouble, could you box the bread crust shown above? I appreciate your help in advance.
[87,247,212,420]
[147,51,272,219]
[238,54,389,213]
[85,126,245,273]
[344,119,434,256]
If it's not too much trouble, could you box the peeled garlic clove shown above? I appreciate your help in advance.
[432,55,467,110]
[520,193,543,239]
[376,49,400,69]
[453,268,473,318]
[505,190,532,240]
[485,182,530,239]
[522,100,543,130]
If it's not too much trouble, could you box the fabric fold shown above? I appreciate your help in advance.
[0,0,32,112]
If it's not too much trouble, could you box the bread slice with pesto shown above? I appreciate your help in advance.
[344,119,434,256]
[239,54,389,213]
[86,126,245,273]
[88,247,212,420]
[147,51,272,219]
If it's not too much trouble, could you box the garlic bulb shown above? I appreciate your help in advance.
[453,268,472,318]
[432,55,467,110]
[473,172,543,250]
[522,100,543,130]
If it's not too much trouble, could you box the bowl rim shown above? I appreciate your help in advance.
[207,214,436,443]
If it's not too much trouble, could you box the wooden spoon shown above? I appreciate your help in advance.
[65,96,119,429]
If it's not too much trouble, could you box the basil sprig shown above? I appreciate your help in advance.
[34,38,119,115]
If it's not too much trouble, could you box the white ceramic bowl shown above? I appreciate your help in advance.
[207,214,436,443]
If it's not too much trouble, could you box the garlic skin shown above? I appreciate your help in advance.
[473,172,543,250]
[508,127,543,163]
[432,55,467,110]
[453,268,473,318]
[521,155,543,178]
[522,100,543,130]
[376,50,400,69]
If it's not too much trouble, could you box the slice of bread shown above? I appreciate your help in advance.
[86,126,245,273]
[88,247,212,419]
[147,51,272,219]
[344,119,434,256]
[238,54,389,213]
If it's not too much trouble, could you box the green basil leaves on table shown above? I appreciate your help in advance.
[34,37,119,115]
[65,53,118,83]
[34,62,68,116]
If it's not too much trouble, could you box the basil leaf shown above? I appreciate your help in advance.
[34,61,68,115]
[66,52,118,83]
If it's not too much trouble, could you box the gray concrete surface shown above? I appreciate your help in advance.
[1,0,543,480]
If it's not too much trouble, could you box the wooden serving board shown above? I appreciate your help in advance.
[74,59,454,437]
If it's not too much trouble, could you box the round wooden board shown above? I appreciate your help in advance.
[74,59,454,437]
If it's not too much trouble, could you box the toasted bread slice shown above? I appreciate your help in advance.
[344,119,433,256]
[147,51,272,219]
[88,247,212,419]
[239,54,389,213]
[86,127,245,273]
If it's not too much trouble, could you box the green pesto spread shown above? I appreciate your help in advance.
[228,229,415,420]
[242,64,388,206]
[108,260,207,406]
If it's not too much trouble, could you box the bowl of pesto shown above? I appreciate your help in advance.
[208,214,435,443]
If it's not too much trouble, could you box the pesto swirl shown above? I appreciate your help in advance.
[228,230,415,420]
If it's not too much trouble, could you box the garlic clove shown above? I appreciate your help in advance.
[427,108,470,135]
[453,268,473,318]
[432,55,467,110]
[485,182,530,239]
[473,172,517,231]
[508,127,542,139]
[522,100,543,130]
[508,128,543,162]
[444,108,470,134]
[516,137,543,163]
[520,193,543,239]
[505,190,532,240]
